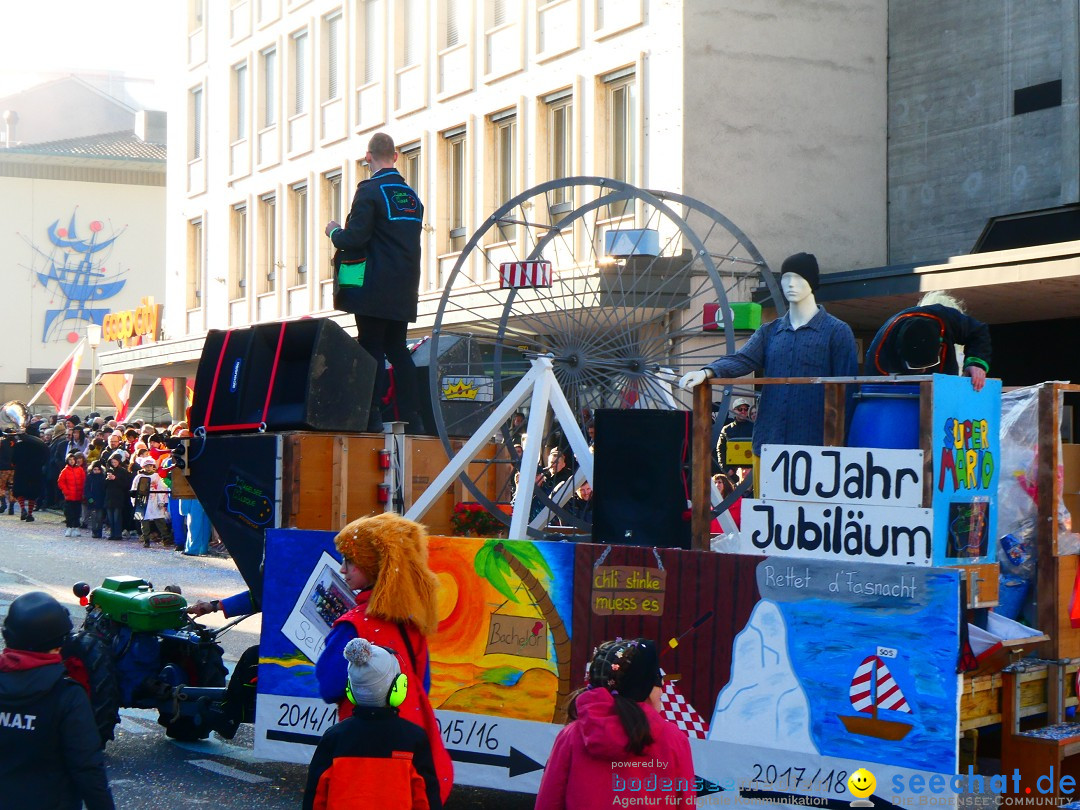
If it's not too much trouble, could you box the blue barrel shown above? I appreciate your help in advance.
[846,384,921,449]
[996,575,1030,620]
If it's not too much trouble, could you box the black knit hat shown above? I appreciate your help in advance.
[780,252,820,292]
[587,638,662,703]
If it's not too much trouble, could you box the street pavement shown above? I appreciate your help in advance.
[0,506,536,809]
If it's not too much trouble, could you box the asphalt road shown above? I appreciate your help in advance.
[0,507,537,809]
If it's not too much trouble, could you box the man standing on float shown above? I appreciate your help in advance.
[679,253,858,464]
[325,132,425,433]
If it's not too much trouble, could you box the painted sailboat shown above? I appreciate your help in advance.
[838,654,914,741]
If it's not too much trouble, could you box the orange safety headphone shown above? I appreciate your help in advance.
[345,646,409,708]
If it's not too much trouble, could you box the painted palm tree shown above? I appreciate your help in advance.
[474,540,572,723]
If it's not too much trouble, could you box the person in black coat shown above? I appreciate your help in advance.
[0,592,115,810]
[102,452,133,541]
[11,421,49,521]
[864,290,992,392]
[325,132,425,433]
[84,461,107,539]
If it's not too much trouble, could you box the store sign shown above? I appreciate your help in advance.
[102,296,162,343]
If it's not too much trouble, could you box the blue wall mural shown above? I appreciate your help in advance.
[26,209,127,343]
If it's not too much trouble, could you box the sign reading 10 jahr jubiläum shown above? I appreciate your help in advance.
[736,445,934,566]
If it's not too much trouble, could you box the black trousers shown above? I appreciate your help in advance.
[63,500,81,528]
[353,315,420,421]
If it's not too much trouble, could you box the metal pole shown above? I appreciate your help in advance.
[90,345,97,414]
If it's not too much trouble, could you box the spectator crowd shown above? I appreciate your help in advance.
[0,411,212,555]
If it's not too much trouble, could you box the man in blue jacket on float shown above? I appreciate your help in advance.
[325,132,425,433]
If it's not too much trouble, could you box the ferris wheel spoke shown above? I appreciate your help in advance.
[430,176,776,538]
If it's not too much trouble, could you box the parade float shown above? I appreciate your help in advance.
[84,177,1080,807]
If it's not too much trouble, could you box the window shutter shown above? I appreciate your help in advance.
[294,32,307,115]
[327,16,340,98]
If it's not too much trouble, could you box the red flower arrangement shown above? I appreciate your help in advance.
[450,502,505,537]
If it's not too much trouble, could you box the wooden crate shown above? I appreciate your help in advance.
[961,663,1080,731]
[280,432,501,536]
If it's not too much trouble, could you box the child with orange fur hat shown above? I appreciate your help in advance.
[314,512,453,803]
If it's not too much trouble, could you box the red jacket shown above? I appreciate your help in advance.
[57,464,87,502]
[332,594,453,804]
[535,688,696,810]
[302,706,440,810]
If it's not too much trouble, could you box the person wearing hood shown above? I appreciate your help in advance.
[0,591,115,809]
[535,638,695,810]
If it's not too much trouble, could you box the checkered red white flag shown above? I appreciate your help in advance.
[499,261,553,289]
[658,669,709,739]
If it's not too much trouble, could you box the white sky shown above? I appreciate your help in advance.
[0,1,178,104]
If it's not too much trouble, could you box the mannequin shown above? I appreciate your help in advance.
[679,252,858,454]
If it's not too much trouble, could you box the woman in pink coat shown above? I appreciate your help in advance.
[535,638,696,810]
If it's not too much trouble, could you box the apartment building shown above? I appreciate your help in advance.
[158,0,886,353]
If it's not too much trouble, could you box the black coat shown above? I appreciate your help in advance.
[331,168,424,323]
[11,434,48,498]
[102,466,133,510]
[84,471,107,509]
[0,651,115,810]
[865,303,992,377]
[716,417,755,468]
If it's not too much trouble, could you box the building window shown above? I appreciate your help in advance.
[233,63,248,140]
[445,128,466,253]
[488,0,509,28]
[401,144,421,193]
[190,86,203,160]
[321,171,343,283]
[605,70,636,185]
[260,194,278,294]
[491,111,517,242]
[324,12,342,100]
[360,0,380,84]
[187,218,204,309]
[291,29,308,116]
[231,204,249,300]
[604,69,636,217]
[262,47,277,128]
[291,183,309,286]
[402,0,423,67]
[546,90,573,215]
[443,0,463,48]
[187,0,204,32]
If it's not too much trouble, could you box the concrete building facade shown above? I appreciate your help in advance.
[887,0,1080,264]
[0,81,167,410]
[161,0,888,354]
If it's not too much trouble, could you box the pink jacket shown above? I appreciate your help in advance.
[535,688,696,810]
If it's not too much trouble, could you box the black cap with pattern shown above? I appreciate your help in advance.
[587,638,662,703]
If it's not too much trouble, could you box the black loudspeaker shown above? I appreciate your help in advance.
[186,432,278,605]
[591,409,691,549]
[190,318,376,433]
